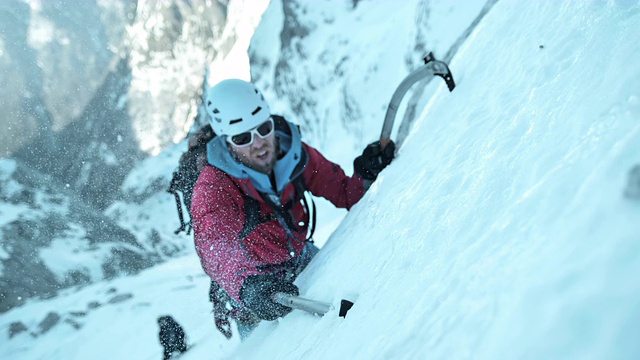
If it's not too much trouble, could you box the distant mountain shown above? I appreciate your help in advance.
[0,158,153,313]
[6,0,231,209]
[1,0,229,156]
[0,0,262,314]
[0,0,129,157]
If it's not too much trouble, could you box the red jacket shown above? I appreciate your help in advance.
[191,143,365,304]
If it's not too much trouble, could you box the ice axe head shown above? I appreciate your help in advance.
[338,299,354,318]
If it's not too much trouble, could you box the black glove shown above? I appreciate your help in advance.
[354,140,396,180]
[240,275,299,321]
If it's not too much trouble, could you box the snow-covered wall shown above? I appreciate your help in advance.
[248,0,492,245]
[249,0,489,164]
[236,1,640,358]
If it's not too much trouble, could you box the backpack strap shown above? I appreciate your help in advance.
[238,195,276,240]
[224,174,276,241]
[167,124,216,235]
[222,172,316,258]
[293,175,316,242]
[168,173,190,234]
[257,174,316,245]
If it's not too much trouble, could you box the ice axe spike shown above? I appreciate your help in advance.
[380,52,455,150]
[273,292,354,318]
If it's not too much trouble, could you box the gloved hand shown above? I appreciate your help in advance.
[240,275,299,321]
[354,140,396,180]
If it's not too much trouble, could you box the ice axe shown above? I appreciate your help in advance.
[274,292,354,317]
[379,52,455,150]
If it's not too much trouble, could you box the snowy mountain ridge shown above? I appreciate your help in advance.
[0,157,157,314]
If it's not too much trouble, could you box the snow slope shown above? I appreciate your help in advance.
[0,249,232,360]
[2,1,640,359]
[235,1,640,358]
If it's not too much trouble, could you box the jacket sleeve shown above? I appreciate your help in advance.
[303,143,366,210]
[190,167,262,304]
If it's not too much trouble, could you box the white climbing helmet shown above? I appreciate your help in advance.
[204,79,271,136]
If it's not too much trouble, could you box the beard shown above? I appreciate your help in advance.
[248,150,277,174]
[229,136,278,174]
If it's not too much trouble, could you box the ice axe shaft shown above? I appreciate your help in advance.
[273,293,354,317]
[380,52,455,150]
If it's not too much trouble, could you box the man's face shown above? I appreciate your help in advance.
[227,119,277,174]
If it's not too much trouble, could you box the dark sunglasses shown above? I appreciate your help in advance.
[226,117,275,147]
